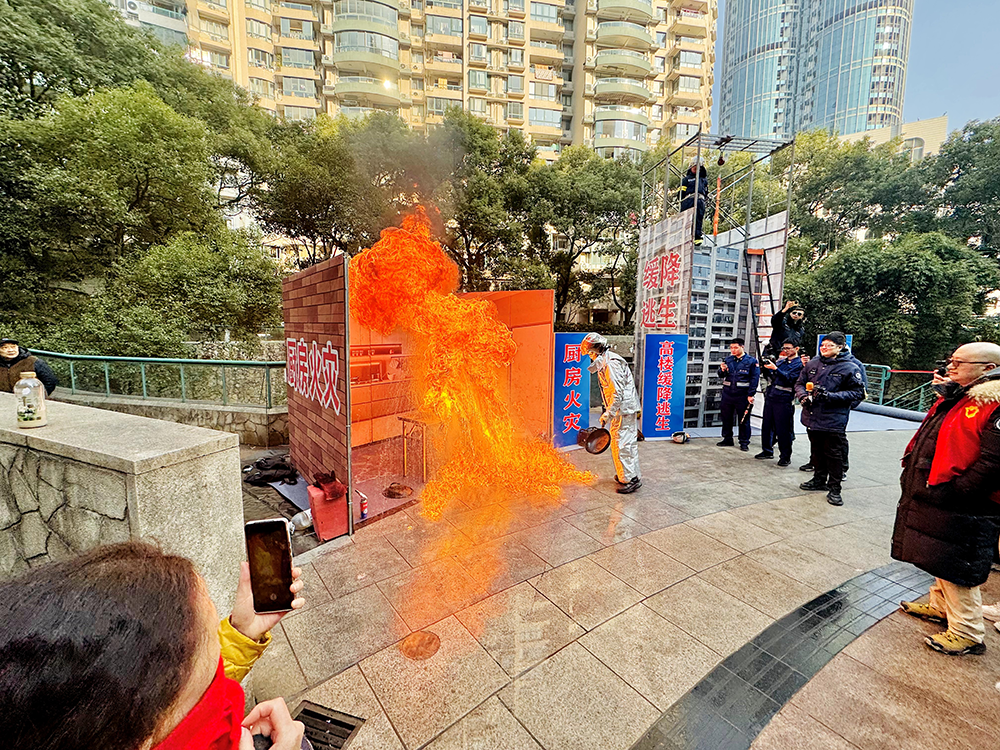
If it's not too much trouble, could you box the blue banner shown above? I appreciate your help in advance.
[641,334,689,439]
[553,333,591,449]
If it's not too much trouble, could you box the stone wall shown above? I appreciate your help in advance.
[51,392,288,447]
[0,394,244,613]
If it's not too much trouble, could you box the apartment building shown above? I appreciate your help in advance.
[108,0,716,155]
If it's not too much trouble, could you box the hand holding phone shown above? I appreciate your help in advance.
[236,520,304,640]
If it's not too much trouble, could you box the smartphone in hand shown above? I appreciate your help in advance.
[245,519,295,613]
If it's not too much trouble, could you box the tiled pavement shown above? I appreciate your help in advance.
[248,430,1000,750]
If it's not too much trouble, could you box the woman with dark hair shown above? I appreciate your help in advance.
[0,541,306,750]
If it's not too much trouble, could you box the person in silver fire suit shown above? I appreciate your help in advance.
[581,332,641,494]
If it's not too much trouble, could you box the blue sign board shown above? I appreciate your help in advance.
[553,333,591,449]
[814,333,853,355]
[641,334,689,439]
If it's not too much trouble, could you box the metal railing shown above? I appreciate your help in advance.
[863,364,891,405]
[35,351,287,409]
[884,380,937,413]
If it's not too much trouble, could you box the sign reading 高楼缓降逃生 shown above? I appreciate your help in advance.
[641,333,688,439]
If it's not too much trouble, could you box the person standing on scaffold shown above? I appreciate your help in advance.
[680,159,709,245]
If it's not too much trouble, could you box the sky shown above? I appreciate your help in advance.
[711,0,1000,135]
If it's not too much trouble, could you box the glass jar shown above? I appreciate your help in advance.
[15,371,47,428]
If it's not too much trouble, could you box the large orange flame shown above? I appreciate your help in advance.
[350,208,594,520]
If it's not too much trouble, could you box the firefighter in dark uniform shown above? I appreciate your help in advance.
[717,337,759,451]
[756,340,803,465]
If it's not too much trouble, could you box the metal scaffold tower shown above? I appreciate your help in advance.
[638,131,795,429]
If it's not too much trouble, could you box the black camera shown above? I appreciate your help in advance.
[761,356,774,366]
[935,360,948,377]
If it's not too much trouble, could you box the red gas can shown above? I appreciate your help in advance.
[307,479,349,541]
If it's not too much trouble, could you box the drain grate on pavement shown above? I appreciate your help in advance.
[292,701,365,749]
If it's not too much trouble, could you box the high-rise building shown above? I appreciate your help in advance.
[108,0,717,155]
[719,0,913,139]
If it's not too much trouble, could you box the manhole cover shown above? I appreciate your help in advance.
[291,701,364,749]
[383,482,414,498]
[400,631,440,660]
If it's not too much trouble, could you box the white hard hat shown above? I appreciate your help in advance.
[580,332,608,356]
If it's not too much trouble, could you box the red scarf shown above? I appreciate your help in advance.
[906,392,1000,502]
[153,658,245,750]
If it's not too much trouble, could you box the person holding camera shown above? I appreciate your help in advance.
[766,301,806,357]
[756,341,803,465]
[794,332,865,506]
[717,337,759,451]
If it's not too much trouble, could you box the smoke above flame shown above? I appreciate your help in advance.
[350,208,594,520]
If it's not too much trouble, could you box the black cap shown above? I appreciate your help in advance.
[728,337,745,346]
[821,331,847,347]
[0,338,17,346]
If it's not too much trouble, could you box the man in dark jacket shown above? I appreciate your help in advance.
[680,160,708,245]
[0,338,57,395]
[716,337,759,451]
[766,300,806,357]
[794,332,865,506]
[756,341,803,465]
[894,342,1000,656]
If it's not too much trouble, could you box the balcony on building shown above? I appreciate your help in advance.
[666,83,702,106]
[594,104,649,128]
[508,0,526,17]
[595,0,652,24]
[136,2,188,35]
[593,134,647,151]
[594,48,651,76]
[334,75,402,105]
[275,0,318,20]
[529,18,565,41]
[528,38,563,64]
[595,21,653,49]
[197,0,229,22]
[668,0,708,11]
[424,51,463,75]
[332,45,401,75]
[670,8,708,37]
[593,76,652,104]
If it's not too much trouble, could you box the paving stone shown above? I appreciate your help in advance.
[249,623,307,703]
[511,518,603,567]
[685,512,783,553]
[562,504,652,546]
[747,541,859,592]
[453,536,548,596]
[640,523,741,571]
[531,557,643,631]
[360,616,508,750]
[499,642,659,750]
[588,537,696,596]
[580,603,721,710]
[423,697,543,750]
[301,666,405,750]
[697,557,821,619]
[455,581,584,677]
[646,576,774,657]
[377,556,487,631]
[312,535,411,599]
[751,703,858,750]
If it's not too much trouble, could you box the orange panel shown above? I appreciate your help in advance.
[510,322,554,440]
[508,289,555,329]
[372,415,400,443]
[350,401,372,422]
[350,420,372,447]
[349,315,371,346]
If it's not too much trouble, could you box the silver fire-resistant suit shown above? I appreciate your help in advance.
[587,342,641,484]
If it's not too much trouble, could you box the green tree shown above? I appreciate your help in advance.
[925,117,1000,259]
[429,108,536,290]
[784,232,998,368]
[1,83,218,286]
[0,0,157,118]
[527,147,641,319]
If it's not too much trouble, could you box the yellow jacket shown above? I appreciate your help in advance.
[218,617,272,683]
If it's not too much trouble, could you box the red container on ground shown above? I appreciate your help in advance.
[307,482,349,541]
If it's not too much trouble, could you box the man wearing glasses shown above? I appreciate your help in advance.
[894,342,1000,656]
[794,332,865,506]
[756,341,803,465]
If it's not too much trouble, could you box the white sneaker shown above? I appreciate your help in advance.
[982,603,1000,622]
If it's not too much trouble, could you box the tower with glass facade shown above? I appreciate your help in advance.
[719,0,912,138]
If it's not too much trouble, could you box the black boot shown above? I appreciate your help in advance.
[754,451,774,459]
[799,463,814,472]
[826,490,844,506]
[800,478,828,491]
[717,439,734,447]
[777,457,791,467]
[616,477,642,494]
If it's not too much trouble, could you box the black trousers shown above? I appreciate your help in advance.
[841,433,850,472]
[720,391,752,446]
[760,396,794,459]
[681,196,706,240]
[807,429,845,491]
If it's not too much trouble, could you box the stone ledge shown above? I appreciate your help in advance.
[0,392,238,475]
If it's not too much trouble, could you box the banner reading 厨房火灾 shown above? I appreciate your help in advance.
[641,333,688,439]
[553,333,591,449]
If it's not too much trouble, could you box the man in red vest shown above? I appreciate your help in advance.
[893,342,1000,655]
